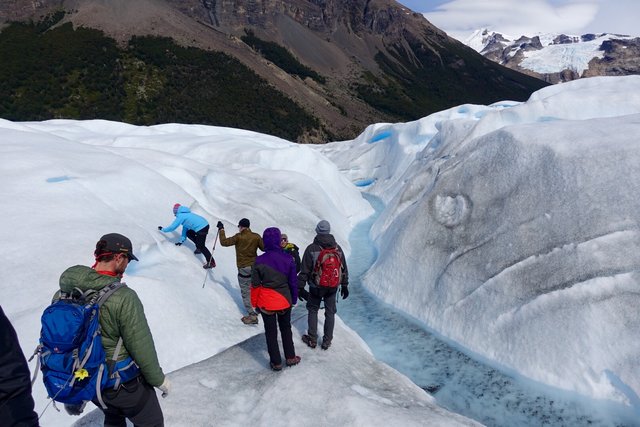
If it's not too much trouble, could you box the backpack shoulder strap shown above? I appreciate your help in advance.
[94,281,131,404]
[93,281,127,307]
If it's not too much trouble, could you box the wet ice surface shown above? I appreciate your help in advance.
[339,195,638,427]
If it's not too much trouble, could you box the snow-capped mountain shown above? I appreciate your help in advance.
[464,29,640,83]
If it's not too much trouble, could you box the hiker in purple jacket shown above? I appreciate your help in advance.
[250,227,300,371]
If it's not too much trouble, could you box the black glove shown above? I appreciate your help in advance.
[340,285,349,300]
[175,242,182,246]
[64,402,86,416]
[298,288,308,301]
[158,226,163,230]
[216,221,224,230]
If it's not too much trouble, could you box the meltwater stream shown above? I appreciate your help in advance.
[338,194,637,427]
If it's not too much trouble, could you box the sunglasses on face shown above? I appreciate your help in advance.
[117,253,132,262]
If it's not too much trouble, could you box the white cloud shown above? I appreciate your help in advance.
[585,0,639,35]
[422,0,639,39]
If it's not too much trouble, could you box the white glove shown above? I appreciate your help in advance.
[158,377,171,398]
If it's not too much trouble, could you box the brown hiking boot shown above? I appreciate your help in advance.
[241,314,258,325]
[270,362,283,371]
[301,334,317,348]
[285,356,301,366]
[321,338,332,350]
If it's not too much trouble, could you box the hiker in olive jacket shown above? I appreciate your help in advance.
[58,233,169,426]
[217,218,264,324]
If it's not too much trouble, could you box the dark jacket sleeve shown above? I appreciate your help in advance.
[288,257,298,305]
[292,245,302,273]
[251,263,261,287]
[338,244,349,286]
[0,306,39,427]
[297,244,315,289]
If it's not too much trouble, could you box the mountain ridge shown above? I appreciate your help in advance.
[463,28,640,83]
[0,0,548,142]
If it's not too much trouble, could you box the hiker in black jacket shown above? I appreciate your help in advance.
[280,233,301,273]
[297,220,349,350]
[0,305,39,427]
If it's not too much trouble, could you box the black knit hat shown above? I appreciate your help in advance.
[96,233,139,261]
[238,218,250,228]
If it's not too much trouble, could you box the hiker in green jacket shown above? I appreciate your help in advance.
[59,233,169,426]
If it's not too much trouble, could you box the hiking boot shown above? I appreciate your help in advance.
[301,334,317,349]
[194,248,202,254]
[270,362,283,371]
[320,338,332,350]
[241,314,258,325]
[285,356,301,367]
[203,259,216,269]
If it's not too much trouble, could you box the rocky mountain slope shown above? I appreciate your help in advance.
[0,0,547,142]
[464,29,640,84]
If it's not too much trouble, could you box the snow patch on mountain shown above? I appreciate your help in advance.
[463,28,637,75]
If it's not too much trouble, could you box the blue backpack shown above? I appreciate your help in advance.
[31,282,140,409]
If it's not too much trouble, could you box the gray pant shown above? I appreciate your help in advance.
[238,266,256,316]
[306,287,337,341]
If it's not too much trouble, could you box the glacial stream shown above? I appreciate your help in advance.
[338,194,637,427]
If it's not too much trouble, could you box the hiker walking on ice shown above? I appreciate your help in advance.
[250,227,301,371]
[58,233,169,425]
[298,220,349,350]
[280,233,301,273]
[217,218,264,324]
[159,203,215,269]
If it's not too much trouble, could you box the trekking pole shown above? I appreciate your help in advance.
[202,229,220,288]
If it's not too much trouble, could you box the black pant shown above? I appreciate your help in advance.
[186,225,212,263]
[0,306,39,427]
[95,377,163,427]
[260,308,295,365]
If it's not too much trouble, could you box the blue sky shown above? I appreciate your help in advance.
[396,0,639,39]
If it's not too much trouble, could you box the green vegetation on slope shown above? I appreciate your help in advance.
[0,20,319,141]
[0,21,124,121]
[354,35,548,121]
[241,30,326,84]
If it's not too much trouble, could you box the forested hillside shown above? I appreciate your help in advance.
[0,20,319,141]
